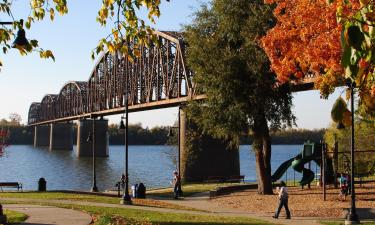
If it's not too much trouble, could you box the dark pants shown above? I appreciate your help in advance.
[174,184,180,198]
[274,197,291,218]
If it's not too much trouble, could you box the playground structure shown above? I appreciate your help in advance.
[272,141,334,187]
[272,140,375,189]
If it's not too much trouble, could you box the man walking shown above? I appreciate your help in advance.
[273,181,291,219]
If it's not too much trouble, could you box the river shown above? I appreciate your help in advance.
[0,145,319,191]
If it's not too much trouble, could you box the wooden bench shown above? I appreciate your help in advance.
[205,176,226,183]
[205,175,245,183]
[226,175,245,183]
[0,182,23,192]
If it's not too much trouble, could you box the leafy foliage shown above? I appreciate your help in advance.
[184,0,295,194]
[324,121,375,176]
[0,0,66,68]
[93,0,168,61]
[261,0,375,119]
[0,0,165,69]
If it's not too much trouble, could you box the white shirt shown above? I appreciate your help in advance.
[278,186,288,199]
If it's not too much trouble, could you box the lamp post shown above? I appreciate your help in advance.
[87,116,98,192]
[168,106,182,194]
[345,80,359,224]
[0,20,30,225]
[119,64,131,204]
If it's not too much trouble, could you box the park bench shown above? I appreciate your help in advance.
[226,175,245,183]
[0,182,22,192]
[206,176,226,183]
[205,175,245,183]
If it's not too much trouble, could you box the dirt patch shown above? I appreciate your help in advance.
[211,184,375,218]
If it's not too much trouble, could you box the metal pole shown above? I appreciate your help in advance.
[322,141,326,201]
[122,66,131,204]
[345,81,359,224]
[178,107,181,176]
[91,117,98,192]
[178,106,183,194]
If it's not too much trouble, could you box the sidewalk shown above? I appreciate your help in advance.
[4,204,92,225]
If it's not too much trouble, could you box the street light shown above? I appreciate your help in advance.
[0,20,30,48]
[87,116,98,192]
[168,106,182,194]
[345,79,359,224]
[0,20,30,225]
[119,62,131,204]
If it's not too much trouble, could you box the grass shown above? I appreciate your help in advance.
[2,200,273,225]
[0,191,197,211]
[148,182,251,198]
[4,209,28,224]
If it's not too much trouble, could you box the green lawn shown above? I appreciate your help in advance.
[1,200,273,225]
[148,182,251,197]
[47,203,273,225]
[0,191,197,211]
[4,209,28,224]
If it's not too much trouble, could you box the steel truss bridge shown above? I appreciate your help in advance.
[28,31,315,126]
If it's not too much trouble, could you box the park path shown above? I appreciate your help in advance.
[4,204,92,225]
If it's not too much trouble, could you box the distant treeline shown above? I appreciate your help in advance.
[1,123,325,146]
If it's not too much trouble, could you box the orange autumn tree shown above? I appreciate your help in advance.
[261,0,343,90]
[261,0,375,118]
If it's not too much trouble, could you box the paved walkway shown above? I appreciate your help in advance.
[4,204,92,225]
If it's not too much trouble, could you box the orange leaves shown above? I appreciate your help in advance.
[261,0,343,89]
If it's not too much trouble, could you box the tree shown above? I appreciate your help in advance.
[0,0,165,69]
[184,0,295,194]
[261,0,374,118]
[8,113,21,126]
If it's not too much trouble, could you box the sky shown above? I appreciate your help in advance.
[0,0,344,129]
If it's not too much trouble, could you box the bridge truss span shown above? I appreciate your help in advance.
[28,31,199,125]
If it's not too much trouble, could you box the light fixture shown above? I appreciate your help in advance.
[336,122,345,130]
[168,127,174,137]
[12,28,29,48]
[119,117,126,130]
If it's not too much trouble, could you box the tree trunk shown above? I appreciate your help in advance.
[253,113,273,195]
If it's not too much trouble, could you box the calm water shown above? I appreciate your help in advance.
[0,145,319,191]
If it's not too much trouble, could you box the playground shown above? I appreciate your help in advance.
[212,184,375,218]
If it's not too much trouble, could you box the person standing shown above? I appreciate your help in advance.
[172,170,181,199]
[273,181,291,219]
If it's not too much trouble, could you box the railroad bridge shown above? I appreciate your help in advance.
[27,31,315,181]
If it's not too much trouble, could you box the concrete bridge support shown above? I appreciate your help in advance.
[77,119,109,157]
[179,109,240,182]
[49,123,73,151]
[34,125,50,147]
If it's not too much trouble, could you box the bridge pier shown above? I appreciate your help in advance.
[49,122,73,151]
[179,109,240,182]
[76,119,109,157]
[34,125,50,147]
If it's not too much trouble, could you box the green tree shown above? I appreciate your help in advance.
[324,120,375,176]
[184,0,295,194]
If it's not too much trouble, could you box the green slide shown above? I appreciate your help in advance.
[272,145,321,186]
[291,157,315,185]
[271,157,297,182]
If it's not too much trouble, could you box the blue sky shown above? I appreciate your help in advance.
[0,0,343,129]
